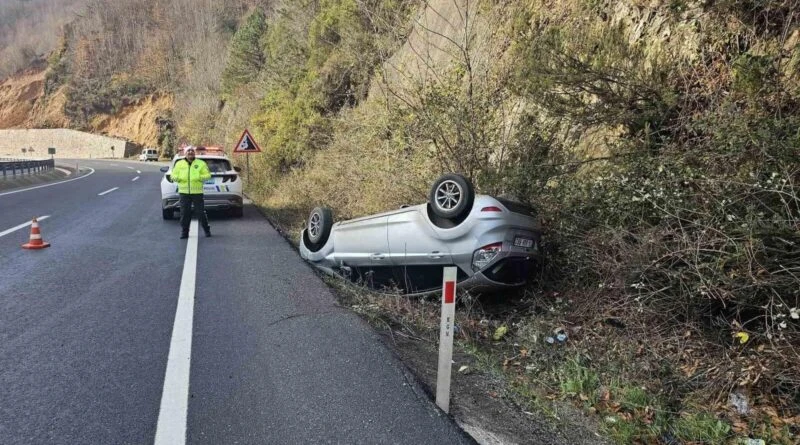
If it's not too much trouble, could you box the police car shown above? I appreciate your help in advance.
[159,146,244,219]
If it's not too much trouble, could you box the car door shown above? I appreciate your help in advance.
[331,215,390,267]
[387,209,452,266]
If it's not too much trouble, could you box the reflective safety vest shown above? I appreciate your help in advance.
[172,158,211,194]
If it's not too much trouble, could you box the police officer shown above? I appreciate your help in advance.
[172,147,212,238]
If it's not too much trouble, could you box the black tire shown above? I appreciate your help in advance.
[162,208,174,220]
[230,207,244,218]
[428,174,475,220]
[305,207,333,252]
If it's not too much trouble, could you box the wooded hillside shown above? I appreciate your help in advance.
[0,1,798,442]
[0,0,84,77]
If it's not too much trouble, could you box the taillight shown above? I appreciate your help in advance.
[481,206,502,212]
[222,175,238,183]
[472,242,503,271]
[166,174,173,183]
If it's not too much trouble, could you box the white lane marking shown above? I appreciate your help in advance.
[55,168,72,176]
[0,168,95,197]
[98,187,119,196]
[132,176,140,182]
[136,170,141,174]
[154,220,198,445]
[0,215,51,239]
[127,166,135,170]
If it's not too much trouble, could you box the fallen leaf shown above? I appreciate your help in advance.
[732,420,748,433]
[734,332,750,344]
[493,325,509,341]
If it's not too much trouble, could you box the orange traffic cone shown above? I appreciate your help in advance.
[22,217,50,250]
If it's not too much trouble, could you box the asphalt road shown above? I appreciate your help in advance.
[0,159,472,444]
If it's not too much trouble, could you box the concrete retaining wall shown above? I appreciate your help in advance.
[0,129,137,159]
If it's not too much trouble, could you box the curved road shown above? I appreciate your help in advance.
[0,160,471,444]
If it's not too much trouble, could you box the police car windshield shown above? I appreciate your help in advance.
[175,158,231,173]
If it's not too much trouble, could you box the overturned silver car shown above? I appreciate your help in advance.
[299,174,542,294]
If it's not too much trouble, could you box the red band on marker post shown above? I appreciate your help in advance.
[444,281,455,304]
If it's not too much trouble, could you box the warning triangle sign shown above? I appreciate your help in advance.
[233,129,262,153]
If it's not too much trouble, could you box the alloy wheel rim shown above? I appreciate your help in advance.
[309,213,321,239]
[435,180,462,211]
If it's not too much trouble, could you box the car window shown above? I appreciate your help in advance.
[205,159,231,172]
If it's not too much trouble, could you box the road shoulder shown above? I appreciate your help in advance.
[0,164,76,192]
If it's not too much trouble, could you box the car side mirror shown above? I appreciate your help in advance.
[234,166,242,172]
[160,166,169,173]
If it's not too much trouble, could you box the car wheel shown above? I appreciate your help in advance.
[305,207,333,252]
[162,208,174,220]
[429,173,475,220]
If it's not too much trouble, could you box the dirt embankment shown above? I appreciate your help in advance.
[0,69,47,128]
[90,94,173,147]
[0,67,173,147]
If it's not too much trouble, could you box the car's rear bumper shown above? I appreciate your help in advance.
[162,194,243,210]
[460,259,537,291]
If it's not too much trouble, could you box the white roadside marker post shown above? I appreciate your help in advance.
[436,267,457,413]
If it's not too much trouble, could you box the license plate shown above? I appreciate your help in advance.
[514,237,534,248]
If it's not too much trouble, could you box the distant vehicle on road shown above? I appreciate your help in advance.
[299,174,542,294]
[138,148,159,162]
[159,146,244,219]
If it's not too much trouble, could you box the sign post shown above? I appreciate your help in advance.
[233,129,262,191]
[436,267,458,413]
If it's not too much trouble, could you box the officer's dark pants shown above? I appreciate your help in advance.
[179,193,210,234]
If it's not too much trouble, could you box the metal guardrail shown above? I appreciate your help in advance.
[0,158,56,179]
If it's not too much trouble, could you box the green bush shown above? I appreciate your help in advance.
[505,1,800,404]
[251,0,413,173]
[221,9,268,98]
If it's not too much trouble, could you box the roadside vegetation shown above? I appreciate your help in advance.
[239,1,800,443]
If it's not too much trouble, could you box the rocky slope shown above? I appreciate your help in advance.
[0,67,171,147]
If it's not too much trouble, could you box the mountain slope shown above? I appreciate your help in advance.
[0,1,797,442]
